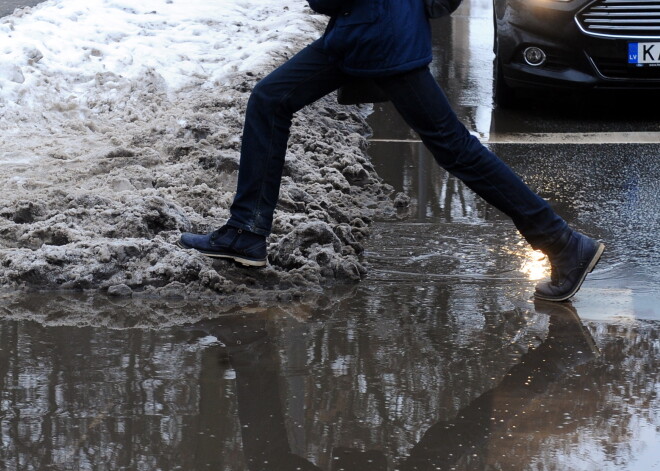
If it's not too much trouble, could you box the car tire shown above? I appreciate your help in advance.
[494,57,516,109]
[493,25,516,108]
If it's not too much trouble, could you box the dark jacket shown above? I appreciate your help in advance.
[308,0,433,77]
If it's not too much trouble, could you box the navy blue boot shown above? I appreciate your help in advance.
[535,230,604,302]
[177,225,267,267]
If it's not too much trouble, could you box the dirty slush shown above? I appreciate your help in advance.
[0,4,399,313]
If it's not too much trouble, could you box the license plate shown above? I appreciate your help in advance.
[628,42,660,66]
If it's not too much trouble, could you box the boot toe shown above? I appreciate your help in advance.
[534,280,570,301]
[178,232,208,250]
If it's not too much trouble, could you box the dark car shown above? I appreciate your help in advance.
[493,0,660,106]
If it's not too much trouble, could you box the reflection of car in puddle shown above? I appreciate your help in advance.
[184,300,598,470]
[493,0,660,107]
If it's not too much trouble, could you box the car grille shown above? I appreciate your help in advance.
[577,0,660,39]
[591,56,660,79]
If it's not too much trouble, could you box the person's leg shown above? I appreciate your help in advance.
[375,67,566,250]
[375,67,603,301]
[228,42,349,236]
[178,42,348,266]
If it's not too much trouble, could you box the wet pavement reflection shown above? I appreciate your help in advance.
[1,0,660,469]
[0,294,658,470]
[367,0,660,321]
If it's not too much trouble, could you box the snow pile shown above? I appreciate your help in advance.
[0,0,395,301]
[0,0,322,163]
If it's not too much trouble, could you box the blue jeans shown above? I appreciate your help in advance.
[228,41,567,251]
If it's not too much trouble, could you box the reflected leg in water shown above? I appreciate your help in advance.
[331,446,388,471]
[401,301,598,471]
[189,315,321,471]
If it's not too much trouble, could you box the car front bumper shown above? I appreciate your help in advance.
[495,0,660,90]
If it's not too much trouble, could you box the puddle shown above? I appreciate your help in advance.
[367,139,660,316]
[1,1,659,469]
[0,292,658,470]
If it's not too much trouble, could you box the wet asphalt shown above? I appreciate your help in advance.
[0,0,42,17]
[368,0,660,321]
[1,1,659,470]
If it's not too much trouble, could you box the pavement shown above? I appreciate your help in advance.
[0,0,43,17]
[367,0,660,322]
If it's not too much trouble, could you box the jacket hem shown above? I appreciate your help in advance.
[340,56,433,78]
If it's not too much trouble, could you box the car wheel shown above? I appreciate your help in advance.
[494,58,516,108]
[493,27,516,108]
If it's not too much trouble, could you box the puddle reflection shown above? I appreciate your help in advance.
[366,0,660,318]
[368,140,500,225]
[191,300,600,471]
[1,295,657,470]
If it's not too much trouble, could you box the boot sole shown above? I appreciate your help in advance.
[534,242,605,302]
[176,240,267,267]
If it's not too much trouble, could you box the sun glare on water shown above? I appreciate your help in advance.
[519,248,549,281]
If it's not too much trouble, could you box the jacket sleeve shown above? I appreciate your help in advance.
[307,0,347,16]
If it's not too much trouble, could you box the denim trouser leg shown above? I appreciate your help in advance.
[375,68,568,250]
[229,44,566,250]
[228,42,347,236]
